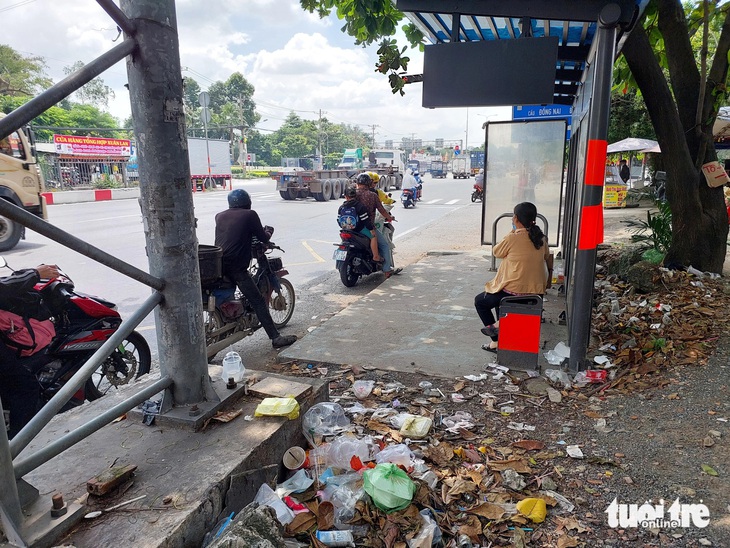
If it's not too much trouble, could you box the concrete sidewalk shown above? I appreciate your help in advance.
[279,250,568,377]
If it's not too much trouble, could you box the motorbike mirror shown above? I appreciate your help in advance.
[0,257,5,269]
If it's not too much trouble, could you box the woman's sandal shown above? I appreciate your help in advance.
[481,342,498,353]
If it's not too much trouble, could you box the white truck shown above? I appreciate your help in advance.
[451,157,470,178]
[188,138,232,189]
[0,113,48,251]
[127,137,232,190]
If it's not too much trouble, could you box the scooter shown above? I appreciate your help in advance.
[471,183,483,202]
[0,258,152,433]
[333,230,384,287]
[201,235,295,359]
[401,183,422,208]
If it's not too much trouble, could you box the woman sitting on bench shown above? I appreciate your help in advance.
[475,202,549,353]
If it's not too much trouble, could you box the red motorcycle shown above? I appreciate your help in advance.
[1,260,152,412]
[471,183,483,202]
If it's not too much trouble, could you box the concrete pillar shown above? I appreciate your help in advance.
[121,0,216,405]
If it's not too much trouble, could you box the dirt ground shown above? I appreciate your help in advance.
[264,202,730,547]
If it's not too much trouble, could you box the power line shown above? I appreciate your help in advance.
[0,0,37,13]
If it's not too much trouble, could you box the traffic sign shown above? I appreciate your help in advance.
[200,107,211,125]
[198,91,210,108]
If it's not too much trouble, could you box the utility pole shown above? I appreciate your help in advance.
[317,109,322,170]
[465,107,469,153]
[236,96,247,174]
[369,124,378,148]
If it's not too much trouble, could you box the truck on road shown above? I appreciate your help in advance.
[0,113,48,251]
[273,149,406,201]
[429,159,447,178]
[337,148,363,170]
[451,157,470,178]
[128,137,232,190]
[469,151,485,176]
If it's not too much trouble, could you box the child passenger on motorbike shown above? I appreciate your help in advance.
[338,185,381,262]
[474,202,549,353]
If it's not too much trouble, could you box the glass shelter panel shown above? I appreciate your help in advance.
[481,120,566,246]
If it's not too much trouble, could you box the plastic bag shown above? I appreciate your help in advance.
[253,483,295,525]
[326,435,379,470]
[254,397,300,420]
[375,444,415,468]
[407,509,441,548]
[276,468,313,497]
[303,402,350,447]
[352,380,375,399]
[543,369,572,389]
[363,463,416,513]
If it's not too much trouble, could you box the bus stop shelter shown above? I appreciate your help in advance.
[396,0,649,371]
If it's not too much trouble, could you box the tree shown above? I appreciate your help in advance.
[62,61,115,109]
[619,1,730,271]
[0,44,52,96]
[182,76,202,134]
[208,72,257,127]
[607,89,656,146]
[303,0,730,271]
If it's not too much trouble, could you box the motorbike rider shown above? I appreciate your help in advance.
[338,184,381,262]
[215,189,297,349]
[0,263,59,439]
[475,168,485,190]
[366,173,401,276]
[355,173,399,278]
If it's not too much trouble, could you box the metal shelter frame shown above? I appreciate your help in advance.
[397,0,648,371]
[0,1,218,544]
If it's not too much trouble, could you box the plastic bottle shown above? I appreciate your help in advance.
[457,534,473,547]
[222,351,244,383]
[315,530,355,547]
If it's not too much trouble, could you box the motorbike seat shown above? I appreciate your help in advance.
[341,230,372,249]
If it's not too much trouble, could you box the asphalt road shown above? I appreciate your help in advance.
[2,173,481,364]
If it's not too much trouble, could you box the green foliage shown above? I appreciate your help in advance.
[607,88,656,144]
[63,61,115,109]
[624,200,673,255]
[93,173,122,189]
[0,45,52,96]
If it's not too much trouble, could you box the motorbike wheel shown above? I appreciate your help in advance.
[85,331,152,401]
[268,278,296,328]
[471,192,477,203]
[339,256,359,287]
[203,308,226,347]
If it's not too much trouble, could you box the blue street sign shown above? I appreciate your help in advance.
[512,104,572,140]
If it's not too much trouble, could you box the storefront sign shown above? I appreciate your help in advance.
[53,134,131,156]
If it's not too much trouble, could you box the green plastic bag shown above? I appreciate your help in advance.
[363,463,416,513]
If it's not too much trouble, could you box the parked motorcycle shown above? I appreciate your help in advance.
[0,258,152,416]
[201,238,295,359]
[471,183,483,202]
[333,229,384,287]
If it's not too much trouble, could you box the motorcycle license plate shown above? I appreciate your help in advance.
[333,249,347,261]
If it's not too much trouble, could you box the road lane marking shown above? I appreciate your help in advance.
[75,214,141,224]
[426,199,442,204]
[445,199,460,205]
[301,240,326,263]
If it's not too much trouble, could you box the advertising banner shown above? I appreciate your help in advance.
[53,134,131,157]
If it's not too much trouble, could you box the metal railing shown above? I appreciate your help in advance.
[490,212,550,271]
[0,1,213,544]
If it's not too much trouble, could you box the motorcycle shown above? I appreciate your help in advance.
[201,237,295,359]
[471,183,483,202]
[401,171,423,209]
[0,258,152,420]
[333,229,385,287]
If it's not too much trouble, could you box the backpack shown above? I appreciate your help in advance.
[0,310,55,357]
[337,204,359,231]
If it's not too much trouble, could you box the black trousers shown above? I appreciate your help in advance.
[0,342,40,439]
[229,269,280,340]
[474,290,511,326]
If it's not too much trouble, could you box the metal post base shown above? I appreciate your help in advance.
[2,486,85,548]
[129,376,248,431]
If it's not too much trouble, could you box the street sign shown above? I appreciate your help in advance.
[198,91,210,108]
[512,104,572,139]
[200,108,211,125]
[247,153,256,163]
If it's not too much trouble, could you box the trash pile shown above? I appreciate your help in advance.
[207,367,598,548]
[588,267,730,390]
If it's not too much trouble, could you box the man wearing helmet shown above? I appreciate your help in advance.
[215,189,297,348]
[355,173,399,278]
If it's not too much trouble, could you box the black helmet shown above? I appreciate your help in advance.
[356,173,371,186]
[344,185,357,198]
[228,189,251,209]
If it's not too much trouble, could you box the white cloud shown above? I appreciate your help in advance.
[2,0,511,145]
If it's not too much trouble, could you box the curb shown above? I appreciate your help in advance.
[42,187,140,205]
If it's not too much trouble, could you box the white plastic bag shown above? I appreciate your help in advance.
[253,483,294,525]
[375,444,415,467]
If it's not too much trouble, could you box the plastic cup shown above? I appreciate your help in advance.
[283,446,307,471]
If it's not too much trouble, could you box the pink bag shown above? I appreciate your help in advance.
[0,310,55,357]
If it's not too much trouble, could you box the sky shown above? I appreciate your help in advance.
[1,0,511,150]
